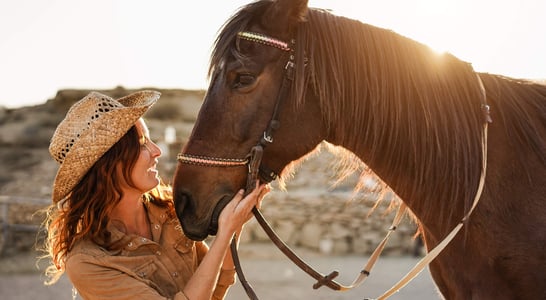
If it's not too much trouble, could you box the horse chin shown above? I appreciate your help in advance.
[181,226,208,241]
[208,195,232,236]
[178,193,233,241]
[179,212,209,241]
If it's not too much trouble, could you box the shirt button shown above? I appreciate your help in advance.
[156,251,161,256]
[128,242,133,247]
[154,224,160,230]
[172,272,179,277]
[185,241,190,247]
[141,238,147,242]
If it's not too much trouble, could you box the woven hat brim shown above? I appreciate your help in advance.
[51,91,159,203]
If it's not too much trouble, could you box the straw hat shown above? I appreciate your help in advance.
[49,90,160,203]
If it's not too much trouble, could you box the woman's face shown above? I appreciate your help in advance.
[126,119,162,194]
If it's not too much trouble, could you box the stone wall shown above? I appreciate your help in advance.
[232,150,421,256]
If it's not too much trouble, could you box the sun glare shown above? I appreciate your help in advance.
[310,0,469,53]
[310,0,545,79]
[1,0,544,108]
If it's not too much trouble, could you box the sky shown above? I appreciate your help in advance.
[1,0,545,109]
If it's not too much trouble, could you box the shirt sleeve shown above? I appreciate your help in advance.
[194,240,209,264]
[212,269,237,300]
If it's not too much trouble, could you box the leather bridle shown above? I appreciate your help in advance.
[177,31,491,300]
[176,31,293,185]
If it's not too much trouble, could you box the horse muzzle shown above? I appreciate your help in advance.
[174,189,233,241]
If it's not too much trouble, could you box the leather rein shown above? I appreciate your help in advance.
[177,31,492,300]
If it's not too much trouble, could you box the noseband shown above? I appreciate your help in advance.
[176,154,248,167]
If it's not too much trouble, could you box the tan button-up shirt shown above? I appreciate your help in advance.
[65,201,236,300]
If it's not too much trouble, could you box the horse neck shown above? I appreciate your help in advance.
[299,13,486,237]
[326,99,483,237]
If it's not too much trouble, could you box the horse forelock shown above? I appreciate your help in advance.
[208,1,271,80]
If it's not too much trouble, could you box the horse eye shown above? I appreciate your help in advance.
[233,74,256,89]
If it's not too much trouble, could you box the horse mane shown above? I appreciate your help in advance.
[478,73,546,167]
[296,9,490,226]
[209,2,546,229]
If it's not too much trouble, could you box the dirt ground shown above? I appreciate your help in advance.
[0,243,440,300]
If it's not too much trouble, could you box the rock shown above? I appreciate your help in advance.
[273,220,297,244]
[299,222,323,250]
[331,237,351,254]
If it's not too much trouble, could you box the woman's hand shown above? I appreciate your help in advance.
[216,181,270,272]
[216,181,270,239]
[183,183,270,300]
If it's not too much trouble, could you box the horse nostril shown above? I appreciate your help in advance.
[174,190,192,220]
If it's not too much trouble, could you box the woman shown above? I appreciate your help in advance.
[42,90,268,299]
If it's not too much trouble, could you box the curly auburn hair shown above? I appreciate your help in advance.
[40,124,173,285]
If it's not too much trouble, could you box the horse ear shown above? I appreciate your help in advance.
[262,0,308,31]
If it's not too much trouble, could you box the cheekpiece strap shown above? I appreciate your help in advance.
[237,31,291,52]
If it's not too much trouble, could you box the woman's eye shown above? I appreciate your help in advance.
[233,74,256,89]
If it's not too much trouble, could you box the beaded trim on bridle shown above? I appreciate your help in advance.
[176,153,248,167]
[237,31,291,52]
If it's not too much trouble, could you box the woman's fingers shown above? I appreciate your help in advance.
[255,184,270,210]
[218,182,271,236]
[238,185,260,215]
[232,182,267,221]
[227,189,244,211]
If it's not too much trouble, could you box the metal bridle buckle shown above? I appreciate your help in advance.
[263,131,273,143]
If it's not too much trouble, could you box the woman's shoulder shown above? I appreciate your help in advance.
[65,240,103,273]
[66,238,121,263]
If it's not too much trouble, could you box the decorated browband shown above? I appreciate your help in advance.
[237,31,291,52]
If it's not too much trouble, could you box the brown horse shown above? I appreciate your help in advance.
[172,0,546,298]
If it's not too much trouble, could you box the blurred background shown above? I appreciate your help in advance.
[1,1,544,299]
[1,0,545,109]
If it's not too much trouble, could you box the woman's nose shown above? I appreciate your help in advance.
[151,141,162,157]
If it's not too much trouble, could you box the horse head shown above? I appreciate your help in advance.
[172,0,322,241]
